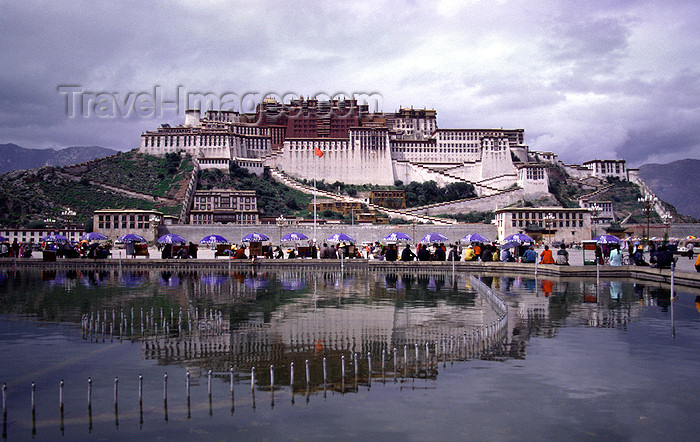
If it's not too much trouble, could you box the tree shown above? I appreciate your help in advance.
[164,152,181,175]
[285,195,300,210]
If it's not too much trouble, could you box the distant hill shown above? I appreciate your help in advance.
[639,159,700,219]
[0,151,192,227]
[0,143,119,174]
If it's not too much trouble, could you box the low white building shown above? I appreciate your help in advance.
[583,159,627,181]
[93,209,165,242]
[495,207,592,243]
[0,227,85,245]
[579,200,615,224]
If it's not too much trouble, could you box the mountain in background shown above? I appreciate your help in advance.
[0,143,119,174]
[639,158,700,219]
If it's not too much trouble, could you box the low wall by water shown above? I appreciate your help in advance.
[1,258,698,293]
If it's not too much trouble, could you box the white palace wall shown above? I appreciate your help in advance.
[281,139,395,186]
[480,138,513,181]
[446,162,486,183]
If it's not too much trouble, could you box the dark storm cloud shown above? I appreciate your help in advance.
[0,0,698,164]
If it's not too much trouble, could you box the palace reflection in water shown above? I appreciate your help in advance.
[1,267,698,441]
[0,268,673,386]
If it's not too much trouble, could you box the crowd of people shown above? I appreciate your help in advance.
[228,239,697,273]
[159,242,199,259]
[0,239,33,258]
[3,235,698,273]
[0,239,113,259]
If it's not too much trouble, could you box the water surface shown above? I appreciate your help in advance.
[0,269,698,440]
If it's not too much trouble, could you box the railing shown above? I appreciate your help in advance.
[468,275,509,351]
[179,158,200,223]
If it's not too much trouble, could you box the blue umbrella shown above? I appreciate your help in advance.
[461,233,489,243]
[280,277,306,291]
[159,274,180,287]
[382,232,413,242]
[0,236,7,242]
[42,234,68,243]
[420,232,449,243]
[201,274,228,285]
[326,233,356,243]
[157,233,187,244]
[244,277,269,289]
[500,240,520,250]
[242,232,269,242]
[200,234,229,244]
[503,233,534,243]
[594,234,621,244]
[281,232,309,242]
[119,272,147,287]
[118,233,147,243]
[81,232,108,241]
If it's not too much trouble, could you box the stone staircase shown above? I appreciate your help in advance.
[578,183,615,201]
[403,186,522,215]
[268,168,457,225]
[628,174,672,220]
[260,150,282,167]
[407,161,502,196]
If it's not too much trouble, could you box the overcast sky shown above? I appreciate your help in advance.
[1,0,699,166]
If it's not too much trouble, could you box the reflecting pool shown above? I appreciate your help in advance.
[0,269,698,440]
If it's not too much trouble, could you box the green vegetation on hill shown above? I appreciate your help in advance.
[544,163,688,223]
[73,150,193,198]
[0,151,193,228]
[198,164,312,217]
[436,211,494,224]
[299,178,476,208]
[0,167,179,228]
[394,180,476,207]
[545,164,580,208]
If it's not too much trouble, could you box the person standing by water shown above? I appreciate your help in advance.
[595,245,604,265]
[632,245,648,266]
[500,247,512,262]
[401,244,416,261]
[609,244,623,266]
[447,244,460,261]
[233,244,247,259]
[555,244,569,265]
[161,243,171,259]
[540,245,555,264]
[463,245,476,261]
[521,245,537,263]
[385,244,398,262]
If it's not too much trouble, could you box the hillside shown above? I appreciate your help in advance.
[545,163,691,223]
[0,151,192,228]
[0,143,119,174]
[198,165,312,218]
[66,150,194,198]
[639,159,700,219]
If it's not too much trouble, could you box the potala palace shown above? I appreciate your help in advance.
[138,97,633,205]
